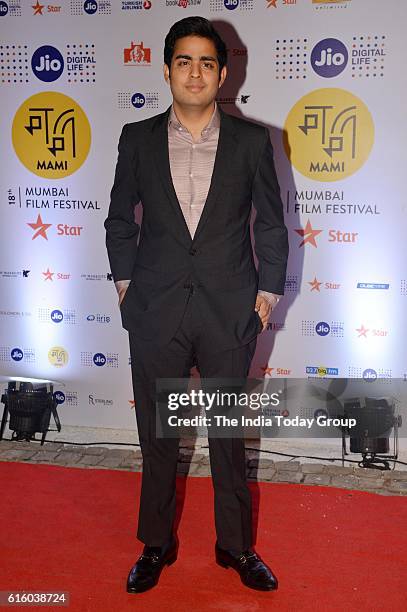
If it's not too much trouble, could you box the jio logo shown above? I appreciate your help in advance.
[11,348,23,361]
[54,391,66,404]
[84,0,98,14]
[131,93,145,109]
[31,45,64,82]
[51,309,64,323]
[311,38,348,78]
[0,2,8,17]
[363,368,377,381]
[315,321,330,336]
[93,352,106,366]
[224,0,239,9]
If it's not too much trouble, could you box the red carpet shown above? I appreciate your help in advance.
[0,462,406,612]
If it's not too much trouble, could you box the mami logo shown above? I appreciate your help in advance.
[48,346,69,367]
[283,88,374,182]
[12,91,91,179]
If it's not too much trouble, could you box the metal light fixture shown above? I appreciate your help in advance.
[342,397,402,470]
[0,377,61,445]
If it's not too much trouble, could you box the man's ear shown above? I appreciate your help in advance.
[163,63,170,84]
[218,65,227,89]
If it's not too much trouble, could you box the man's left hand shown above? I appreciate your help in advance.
[255,293,279,332]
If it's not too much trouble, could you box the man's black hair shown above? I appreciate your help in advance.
[164,16,228,75]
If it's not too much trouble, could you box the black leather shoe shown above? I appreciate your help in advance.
[127,538,177,594]
[215,542,278,591]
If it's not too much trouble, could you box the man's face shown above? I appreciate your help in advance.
[164,35,227,109]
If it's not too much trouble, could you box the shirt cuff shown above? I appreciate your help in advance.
[257,290,281,307]
[115,279,131,294]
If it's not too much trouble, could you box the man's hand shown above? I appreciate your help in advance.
[118,286,128,306]
[115,279,131,306]
[255,293,280,332]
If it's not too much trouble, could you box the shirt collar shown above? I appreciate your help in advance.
[168,102,220,137]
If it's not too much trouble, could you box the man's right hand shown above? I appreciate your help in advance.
[118,286,128,306]
[115,279,131,306]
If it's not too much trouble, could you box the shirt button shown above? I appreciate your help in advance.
[192,144,196,149]
[190,173,193,178]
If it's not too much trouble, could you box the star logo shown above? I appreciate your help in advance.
[32,1,44,15]
[28,215,52,240]
[267,0,277,7]
[356,325,369,338]
[42,268,54,281]
[295,220,322,248]
[309,276,322,292]
[261,365,274,376]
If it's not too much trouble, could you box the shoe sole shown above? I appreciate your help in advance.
[215,556,278,591]
[126,552,177,594]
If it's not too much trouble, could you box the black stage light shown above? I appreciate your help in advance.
[0,377,61,445]
[342,397,402,470]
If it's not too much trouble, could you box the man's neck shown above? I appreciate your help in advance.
[172,100,217,142]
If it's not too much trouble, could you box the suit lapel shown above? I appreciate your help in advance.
[151,107,192,245]
[192,109,237,243]
[151,105,237,246]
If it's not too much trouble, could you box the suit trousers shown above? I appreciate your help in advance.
[128,285,257,551]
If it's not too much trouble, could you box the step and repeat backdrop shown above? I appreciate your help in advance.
[1,0,406,428]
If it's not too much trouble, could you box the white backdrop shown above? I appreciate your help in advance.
[1,0,406,429]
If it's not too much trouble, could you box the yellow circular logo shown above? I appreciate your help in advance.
[48,346,69,367]
[283,88,374,182]
[12,91,91,179]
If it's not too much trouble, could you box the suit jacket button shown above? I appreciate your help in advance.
[189,248,197,256]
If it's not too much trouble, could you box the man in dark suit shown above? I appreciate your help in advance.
[105,16,289,594]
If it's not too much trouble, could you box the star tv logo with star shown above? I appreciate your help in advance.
[32,1,44,14]
[294,220,321,247]
[28,214,51,239]
[294,219,358,247]
[32,1,61,14]
[27,215,84,239]
[308,276,340,291]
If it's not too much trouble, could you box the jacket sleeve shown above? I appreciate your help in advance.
[104,124,141,282]
[252,128,289,295]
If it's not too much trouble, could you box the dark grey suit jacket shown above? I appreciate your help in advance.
[105,105,289,351]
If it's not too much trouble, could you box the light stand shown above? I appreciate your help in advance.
[0,378,61,446]
[342,397,402,470]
